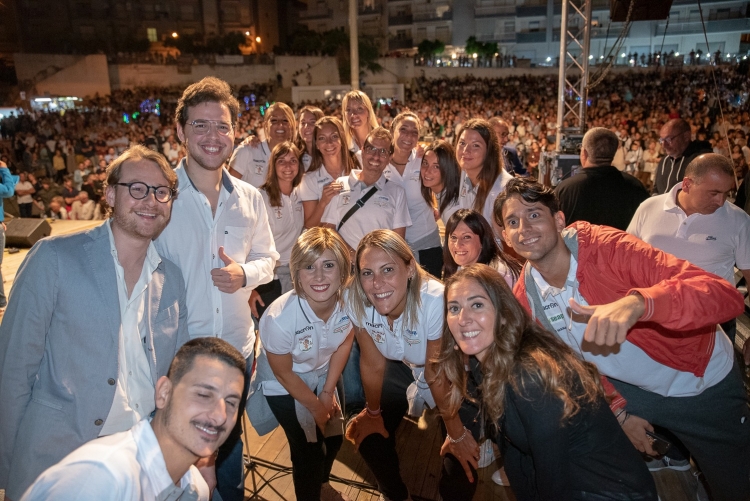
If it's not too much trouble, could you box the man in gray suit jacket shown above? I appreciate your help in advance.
[0,145,190,500]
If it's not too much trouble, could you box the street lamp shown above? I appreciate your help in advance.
[171,32,178,38]
[256,36,261,43]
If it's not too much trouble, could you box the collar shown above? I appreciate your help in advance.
[133,420,198,498]
[663,181,683,212]
[351,170,387,190]
[176,158,235,195]
[530,253,578,301]
[104,219,162,269]
[298,293,342,324]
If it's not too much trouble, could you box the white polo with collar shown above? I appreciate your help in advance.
[259,291,353,396]
[154,160,279,359]
[458,169,514,230]
[260,186,304,267]
[299,165,337,202]
[627,181,750,285]
[320,170,411,250]
[228,140,271,188]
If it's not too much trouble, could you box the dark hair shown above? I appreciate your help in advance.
[443,209,521,280]
[582,127,619,165]
[296,106,325,152]
[167,337,246,386]
[309,116,357,174]
[421,140,460,216]
[456,118,503,214]
[433,264,603,428]
[260,142,304,208]
[175,77,240,129]
[365,127,394,155]
[493,178,559,228]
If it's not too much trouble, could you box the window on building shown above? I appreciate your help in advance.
[668,9,679,21]
[147,27,158,42]
[529,20,540,32]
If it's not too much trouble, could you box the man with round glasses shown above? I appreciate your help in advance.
[653,118,711,195]
[155,76,278,501]
[0,144,190,501]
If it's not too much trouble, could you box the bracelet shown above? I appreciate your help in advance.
[366,405,382,417]
[617,411,630,426]
[614,408,626,422]
[447,427,469,444]
[319,389,334,397]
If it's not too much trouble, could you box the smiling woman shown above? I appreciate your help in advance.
[343,229,480,501]
[435,264,658,501]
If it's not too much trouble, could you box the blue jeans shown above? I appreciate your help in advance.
[215,353,254,501]
[341,338,364,417]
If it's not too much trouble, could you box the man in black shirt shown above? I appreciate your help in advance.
[555,127,648,230]
[653,118,712,195]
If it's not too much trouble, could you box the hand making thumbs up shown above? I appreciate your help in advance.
[211,246,247,293]
[568,294,645,347]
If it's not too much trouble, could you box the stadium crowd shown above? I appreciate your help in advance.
[0,65,749,501]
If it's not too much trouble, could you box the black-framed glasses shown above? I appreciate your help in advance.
[658,131,687,145]
[188,120,233,136]
[364,144,390,158]
[115,182,175,203]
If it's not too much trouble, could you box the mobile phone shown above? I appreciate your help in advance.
[645,431,671,456]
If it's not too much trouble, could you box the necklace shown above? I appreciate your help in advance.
[391,159,407,166]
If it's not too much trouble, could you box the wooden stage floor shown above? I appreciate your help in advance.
[1,220,748,500]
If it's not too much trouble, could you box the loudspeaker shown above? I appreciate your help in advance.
[610,0,673,22]
[5,218,52,247]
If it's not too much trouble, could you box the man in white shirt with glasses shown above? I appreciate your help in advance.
[154,77,278,501]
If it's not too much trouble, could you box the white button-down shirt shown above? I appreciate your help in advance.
[155,161,279,358]
[100,221,158,437]
[21,419,209,501]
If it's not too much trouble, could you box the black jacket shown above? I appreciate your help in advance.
[652,140,712,195]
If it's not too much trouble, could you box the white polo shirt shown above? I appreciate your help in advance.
[259,292,353,396]
[154,161,279,358]
[228,140,271,188]
[349,278,444,366]
[383,149,440,246]
[260,187,304,267]
[438,189,461,225]
[458,169,514,231]
[299,165,337,202]
[301,152,313,172]
[321,171,411,250]
[627,181,750,285]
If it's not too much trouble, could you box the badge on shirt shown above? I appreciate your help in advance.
[254,163,264,175]
[298,335,313,352]
[370,330,386,344]
[341,194,351,206]
[374,195,390,208]
[410,170,421,182]
[274,208,283,219]
[460,186,467,197]
[402,329,420,346]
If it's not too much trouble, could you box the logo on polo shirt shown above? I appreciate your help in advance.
[706,236,717,241]
[370,330,386,344]
[403,329,420,346]
[299,335,313,351]
[295,325,314,336]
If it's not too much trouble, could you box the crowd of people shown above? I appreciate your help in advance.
[0,66,749,501]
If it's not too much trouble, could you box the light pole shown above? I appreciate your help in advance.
[349,0,359,90]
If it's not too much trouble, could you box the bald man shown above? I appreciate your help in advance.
[652,118,711,195]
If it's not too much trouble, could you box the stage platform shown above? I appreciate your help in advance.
[0,220,747,500]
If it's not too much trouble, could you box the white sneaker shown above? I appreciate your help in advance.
[491,467,511,486]
[478,439,496,468]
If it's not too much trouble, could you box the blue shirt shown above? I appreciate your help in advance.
[0,167,18,222]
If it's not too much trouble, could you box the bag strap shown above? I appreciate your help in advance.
[337,186,378,232]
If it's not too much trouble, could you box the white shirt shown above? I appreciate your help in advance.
[260,187,304,267]
[627,182,750,285]
[70,199,96,220]
[21,419,209,501]
[383,149,439,245]
[458,169,514,235]
[321,171,411,250]
[15,180,33,204]
[438,189,461,225]
[350,279,444,366]
[531,255,733,397]
[301,152,313,172]
[299,165,337,202]
[154,161,279,358]
[100,221,158,437]
[259,291,352,396]
[228,140,272,188]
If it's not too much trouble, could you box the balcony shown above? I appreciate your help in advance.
[389,37,414,50]
[516,31,547,43]
[655,17,750,35]
[475,5,515,18]
[477,32,517,43]
[414,10,452,22]
[299,6,334,20]
[360,6,379,16]
[389,14,413,25]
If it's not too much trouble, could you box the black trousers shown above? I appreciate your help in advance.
[266,393,343,501]
[359,360,478,501]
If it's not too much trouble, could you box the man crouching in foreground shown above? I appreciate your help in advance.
[21,338,246,501]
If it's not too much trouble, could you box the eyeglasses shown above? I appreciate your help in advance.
[188,120,233,136]
[658,131,687,145]
[364,144,390,158]
[115,182,175,203]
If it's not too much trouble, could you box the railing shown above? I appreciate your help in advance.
[414,10,452,22]
[388,14,413,25]
[655,17,750,35]
[389,38,414,50]
[475,5,516,18]
[516,31,547,43]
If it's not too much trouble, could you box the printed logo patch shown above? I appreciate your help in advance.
[370,330,386,344]
[705,236,717,241]
[298,335,313,352]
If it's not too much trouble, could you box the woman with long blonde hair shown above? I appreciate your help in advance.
[436,264,657,500]
[342,90,379,153]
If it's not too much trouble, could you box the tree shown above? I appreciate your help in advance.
[417,39,445,58]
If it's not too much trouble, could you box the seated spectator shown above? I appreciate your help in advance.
[44,196,69,220]
[20,337,246,501]
[70,191,96,220]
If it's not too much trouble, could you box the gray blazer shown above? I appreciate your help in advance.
[0,223,190,500]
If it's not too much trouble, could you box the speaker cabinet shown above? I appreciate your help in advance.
[5,218,52,247]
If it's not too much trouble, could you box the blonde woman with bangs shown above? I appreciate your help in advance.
[342,90,379,153]
[229,101,297,187]
[436,264,657,501]
[249,141,306,320]
[343,230,471,501]
[249,227,354,501]
[299,116,358,228]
